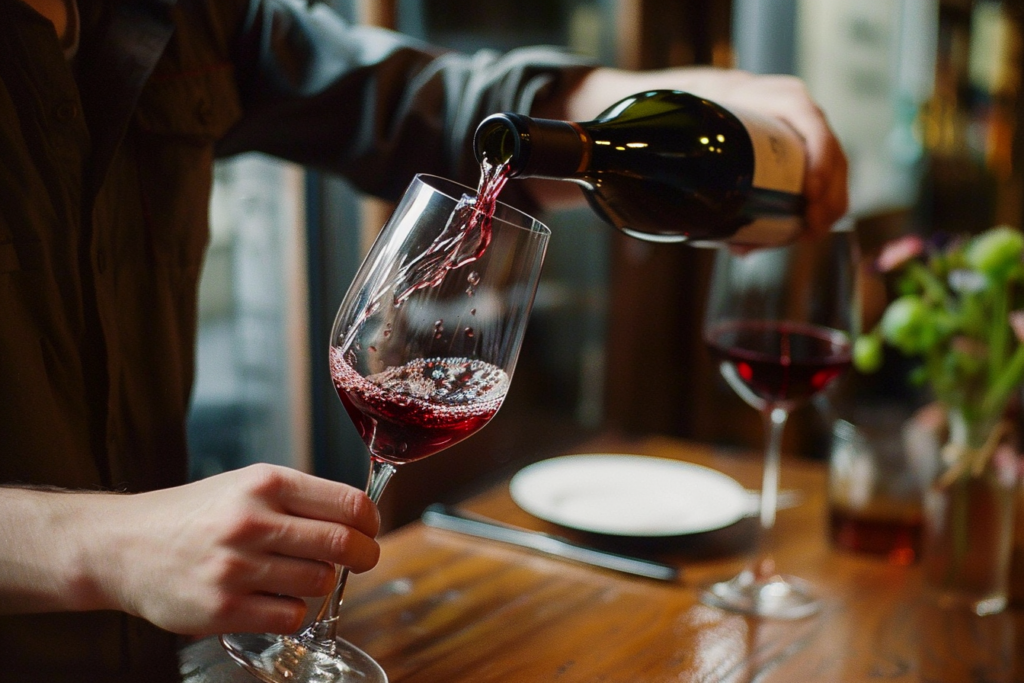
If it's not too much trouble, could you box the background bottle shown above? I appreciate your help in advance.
[473,90,807,247]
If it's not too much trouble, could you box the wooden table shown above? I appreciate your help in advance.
[182,434,1024,682]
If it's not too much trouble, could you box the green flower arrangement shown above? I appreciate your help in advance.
[855,225,1024,610]
[853,225,1024,476]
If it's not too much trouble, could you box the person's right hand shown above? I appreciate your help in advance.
[545,66,849,238]
[37,465,380,635]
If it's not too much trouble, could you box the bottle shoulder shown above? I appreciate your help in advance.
[576,91,753,175]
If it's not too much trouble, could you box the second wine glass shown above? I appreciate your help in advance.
[701,226,858,619]
[220,174,550,681]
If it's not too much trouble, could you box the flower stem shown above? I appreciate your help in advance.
[908,261,951,304]
[983,344,1024,416]
[988,280,1009,386]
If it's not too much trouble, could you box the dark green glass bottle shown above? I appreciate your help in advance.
[474,90,806,246]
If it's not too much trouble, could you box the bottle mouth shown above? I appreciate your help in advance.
[474,113,587,179]
[474,113,531,175]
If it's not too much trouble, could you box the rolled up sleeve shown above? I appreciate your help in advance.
[216,0,596,200]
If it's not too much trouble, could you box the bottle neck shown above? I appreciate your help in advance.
[474,114,590,179]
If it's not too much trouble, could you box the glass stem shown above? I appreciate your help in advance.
[752,405,788,579]
[305,458,396,648]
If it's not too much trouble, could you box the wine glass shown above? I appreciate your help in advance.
[219,173,550,681]
[700,224,858,619]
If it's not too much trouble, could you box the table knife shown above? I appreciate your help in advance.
[420,503,680,582]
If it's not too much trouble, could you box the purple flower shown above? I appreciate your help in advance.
[948,269,986,293]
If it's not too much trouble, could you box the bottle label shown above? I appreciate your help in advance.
[727,106,805,194]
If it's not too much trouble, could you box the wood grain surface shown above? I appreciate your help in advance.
[184,434,1024,682]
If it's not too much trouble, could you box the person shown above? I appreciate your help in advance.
[0,0,848,679]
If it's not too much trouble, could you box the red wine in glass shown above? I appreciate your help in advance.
[330,347,509,464]
[220,173,549,683]
[705,320,851,408]
[699,229,858,620]
[829,505,923,564]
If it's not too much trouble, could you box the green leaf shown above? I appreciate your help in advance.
[880,295,930,354]
[967,225,1024,282]
[853,334,884,373]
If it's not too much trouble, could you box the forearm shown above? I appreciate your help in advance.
[0,487,114,615]
[220,0,596,201]
[541,66,761,121]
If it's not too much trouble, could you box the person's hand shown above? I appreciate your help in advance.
[75,465,379,635]
[545,66,850,238]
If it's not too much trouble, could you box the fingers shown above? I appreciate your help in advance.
[767,83,849,237]
[89,465,386,636]
[790,110,848,236]
[208,552,337,598]
[802,135,849,236]
[220,465,382,572]
[212,593,309,635]
[239,464,380,538]
[257,513,382,574]
[681,70,850,237]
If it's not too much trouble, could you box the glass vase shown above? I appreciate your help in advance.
[920,409,1021,615]
[1010,477,1024,607]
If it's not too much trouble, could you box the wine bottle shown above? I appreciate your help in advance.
[473,90,806,246]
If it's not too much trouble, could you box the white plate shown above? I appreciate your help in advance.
[509,454,749,537]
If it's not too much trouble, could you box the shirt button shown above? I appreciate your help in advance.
[53,99,79,123]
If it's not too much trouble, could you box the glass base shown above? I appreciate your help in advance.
[220,632,387,683]
[700,568,821,620]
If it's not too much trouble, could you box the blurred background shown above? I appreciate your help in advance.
[186,0,1024,531]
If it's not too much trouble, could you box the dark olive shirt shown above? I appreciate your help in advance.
[0,0,592,678]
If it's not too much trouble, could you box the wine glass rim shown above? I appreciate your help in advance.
[412,173,551,237]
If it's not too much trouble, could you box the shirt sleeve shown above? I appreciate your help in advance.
[215,0,597,201]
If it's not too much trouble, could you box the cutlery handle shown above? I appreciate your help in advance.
[421,504,680,582]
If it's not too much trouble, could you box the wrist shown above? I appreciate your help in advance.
[61,491,129,613]
[0,488,123,614]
